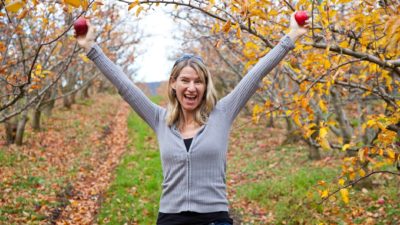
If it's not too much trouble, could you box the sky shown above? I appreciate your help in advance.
[131,8,181,83]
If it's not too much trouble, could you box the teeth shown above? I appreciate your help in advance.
[184,95,196,100]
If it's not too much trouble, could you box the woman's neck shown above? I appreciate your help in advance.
[179,111,203,139]
[180,110,198,128]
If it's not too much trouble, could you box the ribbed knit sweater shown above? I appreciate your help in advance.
[87,35,295,213]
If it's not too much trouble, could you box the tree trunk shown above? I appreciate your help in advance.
[97,79,106,93]
[15,110,29,146]
[32,108,41,131]
[81,83,90,98]
[5,120,17,144]
[308,145,321,160]
[44,83,58,117]
[70,91,76,105]
[63,95,71,109]
[331,88,353,145]
[266,113,275,128]
[283,116,302,144]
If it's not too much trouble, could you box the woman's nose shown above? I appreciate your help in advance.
[187,82,196,90]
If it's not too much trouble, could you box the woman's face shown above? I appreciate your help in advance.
[172,66,206,113]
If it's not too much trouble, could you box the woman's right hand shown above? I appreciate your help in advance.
[76,20,96,53]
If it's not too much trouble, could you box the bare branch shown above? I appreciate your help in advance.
[318,170,400,204]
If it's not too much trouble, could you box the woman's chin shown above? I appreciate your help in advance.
[181,104,199,112]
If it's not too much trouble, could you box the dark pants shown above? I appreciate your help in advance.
[208,222,232,225]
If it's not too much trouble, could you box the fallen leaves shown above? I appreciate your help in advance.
[0,94,130,224]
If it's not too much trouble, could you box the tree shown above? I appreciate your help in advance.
[1,0,140,144]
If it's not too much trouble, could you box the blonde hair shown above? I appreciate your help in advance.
[166,56,217,127]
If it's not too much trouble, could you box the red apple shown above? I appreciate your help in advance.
[377,198,385,205]
[295,11,309,26]
[74,17,88,36]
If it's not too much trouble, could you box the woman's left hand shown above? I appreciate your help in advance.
[287,12,310,42]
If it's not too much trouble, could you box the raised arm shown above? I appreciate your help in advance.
[218,13,309,122]
[76,20,162,131]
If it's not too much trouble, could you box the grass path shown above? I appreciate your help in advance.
[96,108,163,224]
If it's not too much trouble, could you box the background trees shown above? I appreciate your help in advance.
[1,0,140,145]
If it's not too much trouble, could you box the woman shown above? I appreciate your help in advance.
[77,13,308,225]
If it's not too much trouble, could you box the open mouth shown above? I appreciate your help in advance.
[184,94,197,103]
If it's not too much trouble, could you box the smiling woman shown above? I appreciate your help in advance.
[167,54,217,134]
[75,12,309,225]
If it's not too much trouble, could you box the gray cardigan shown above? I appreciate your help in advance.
[87,35,295,213]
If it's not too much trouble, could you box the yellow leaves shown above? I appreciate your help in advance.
[92,1,104,11]
[318,100,327,113]
[293,111,302,127]
[252,104,263,124]
[243,40,260,59]
[211,23,220,33]
[338,178,345,186]
[135,6,144,17]
[358,168,366,177]
[348,171,356,180]
[304,127,316,139]
[377,130,397,147]
[323,59,331,70]
[320,189,329,198]
[358,148,366,162]
[340,188,349,204]
[319,138,331,150]
[303,123,317,138]
[319,126,328,139]
[386,148,395,160]
[318,122,330,150]
[208,0,215,9]
[63,0,89,9]
[338,41,348,49]
[299,82,307,92]
[222,20,232,33]
[79,53,90,63]
[64,0,81,8]
[299,97,308,109]
[5,0,25,13]
[302,45,313,51]
[236,25,241,39]
[0,42,6,53]
[81,0,89,10]
[381,15,400,52]
[342,144,350,151]
[17,9,28,19]
[128,0,140,11]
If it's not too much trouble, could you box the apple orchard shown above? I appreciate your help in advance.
[0,0,399,223]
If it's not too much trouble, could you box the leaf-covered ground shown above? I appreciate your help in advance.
[1,94,399,224]
[0,94,130,224]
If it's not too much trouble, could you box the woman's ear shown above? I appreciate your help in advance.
[170,78,176,90]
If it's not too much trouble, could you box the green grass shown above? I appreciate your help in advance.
[76,98,95,106]
[97,103,163,224]
[234,144,339,224]
[237,166,337,223]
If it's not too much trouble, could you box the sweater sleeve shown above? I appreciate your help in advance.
[218,35,295,122]
[87,44,162,131]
